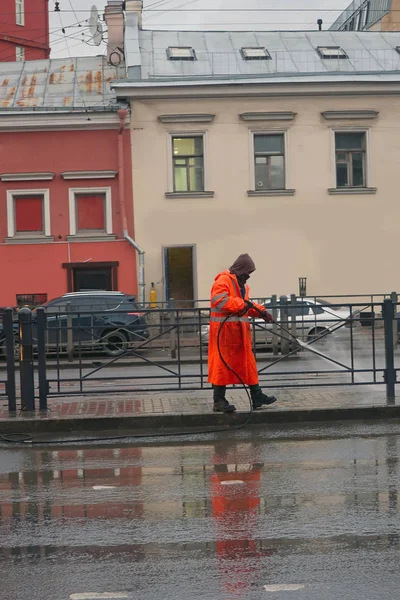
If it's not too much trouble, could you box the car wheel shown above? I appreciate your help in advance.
[307,327,329,343]
[102,330,128,357]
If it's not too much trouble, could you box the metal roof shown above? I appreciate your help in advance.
[330,0,391,31]
[0,56,123,111]
[134,30,400,80]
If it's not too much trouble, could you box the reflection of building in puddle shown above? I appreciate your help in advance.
[0,439,399,569]
[0,447,144,523]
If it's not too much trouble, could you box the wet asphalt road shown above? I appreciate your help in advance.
[2,423,400,600]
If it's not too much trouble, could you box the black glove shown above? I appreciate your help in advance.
[262,311,274,323]
[244,300,255,311]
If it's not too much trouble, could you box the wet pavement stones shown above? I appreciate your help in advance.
[0,386,398,434]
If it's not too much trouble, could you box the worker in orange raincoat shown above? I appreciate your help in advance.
[208,254,278,413]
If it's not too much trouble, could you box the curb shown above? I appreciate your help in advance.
[0,404,399,435]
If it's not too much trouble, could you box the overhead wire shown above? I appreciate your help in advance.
[145,0,180,10]
[0,23,90,63]
[67,0,80,25]
[0,8,394,14]
[0,16,89,61]
[145,0,203,21]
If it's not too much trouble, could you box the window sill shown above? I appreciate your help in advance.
[165,191,215,199]
[66,234,117,242]
[248,189,296,197]
[5,236,54,244]
[328,187,377,195]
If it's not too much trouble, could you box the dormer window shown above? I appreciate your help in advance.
[241,47,271,60]
[317,46,348,59]
[167,46,196,61]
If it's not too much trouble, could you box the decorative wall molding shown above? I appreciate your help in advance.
[5,236,54,245]
[0,112,125,132]
[322,110,378,120]
[165,191,215,199]
[62,171,118,180]
[0,172,55,182]
[66,234,117,242]
[240,112,296,121]
[158,114,215,123]
[328,187,377,195]
[248,189,296,197]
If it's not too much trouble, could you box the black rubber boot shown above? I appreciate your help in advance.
[212,385,236,413]
[250,384,277,409]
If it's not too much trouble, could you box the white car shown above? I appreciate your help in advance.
[201,297,355,346]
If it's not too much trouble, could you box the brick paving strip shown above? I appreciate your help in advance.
[0,385,398,435]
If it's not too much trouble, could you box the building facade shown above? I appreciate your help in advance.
[0,0,50,62]
[112,2,400,302]
[330,0,400,32]
[0,57,138,308]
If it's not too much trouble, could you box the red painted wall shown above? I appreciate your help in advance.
[0,0,49,61]
[0,128,137,306]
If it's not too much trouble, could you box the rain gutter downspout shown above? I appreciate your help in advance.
[117,108,145,304]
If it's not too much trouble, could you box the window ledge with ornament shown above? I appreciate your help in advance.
[5,235,54,245]
[248,189,296,197]
[66,233,117,242]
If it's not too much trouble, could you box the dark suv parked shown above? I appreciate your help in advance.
[0,292,149,357]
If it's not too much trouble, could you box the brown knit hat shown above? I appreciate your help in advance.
[229,254,256,277]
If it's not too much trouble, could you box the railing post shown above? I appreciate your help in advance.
[169,298,177,359]
[290,294,297,349]
[383,298,396,405]
[280,295,290,355]
[18,308,35,411]
[4,308,16,412]
[391,291,398,350]
[36,307,48,411]
[271,295,279,356]
[66,301,73,362]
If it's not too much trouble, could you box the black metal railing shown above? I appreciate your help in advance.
[0,295,398,411]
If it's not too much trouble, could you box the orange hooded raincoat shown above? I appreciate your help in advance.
[208,270,266,386]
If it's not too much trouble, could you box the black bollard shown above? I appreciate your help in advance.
[3,308,16,412]
[383,298,396,405]
[19,308,35,411]
[36,307,48,411]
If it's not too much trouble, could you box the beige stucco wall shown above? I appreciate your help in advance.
[379,0,400,30]
[130,93,400,301]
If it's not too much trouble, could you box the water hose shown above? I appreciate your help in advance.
[0,301,328,446]
[0,310,255,445]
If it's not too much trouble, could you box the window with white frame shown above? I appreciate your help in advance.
[340,0,370,31]
[16,46,25,62]
[68,188,113,236]
[253,133,286,190]
[240,47,271,60]
[335,132,367,188]
[167,47,196,61]
[317,46,348,59]
[172,136,205,193]
[16,0,24,26]
[7,190,50,238]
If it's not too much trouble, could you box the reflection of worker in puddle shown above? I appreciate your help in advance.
[210,445,273,596]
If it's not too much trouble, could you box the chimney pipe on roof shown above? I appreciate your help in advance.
[105,1,124,65]
[125,0,143,28]
[317,19,323,31]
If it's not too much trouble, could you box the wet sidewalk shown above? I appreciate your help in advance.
[0,385,396,435]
